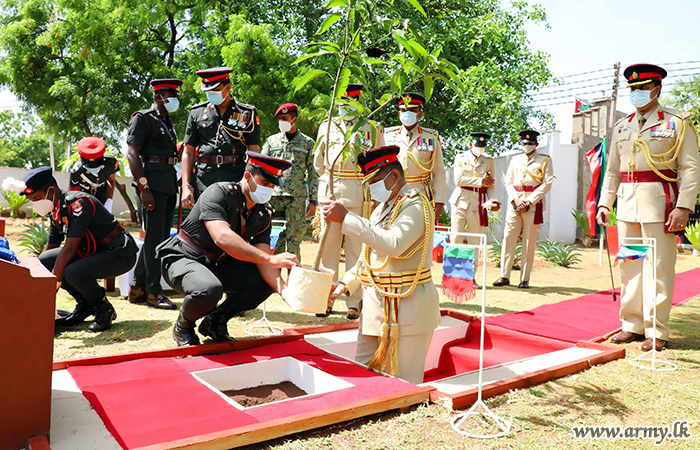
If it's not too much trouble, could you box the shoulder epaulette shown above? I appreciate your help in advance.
[191,101,208,110]
[615,113,634,127]
[237,101,257,110]
[421,126,439,136]
[70,161,82,173]
[662,107,690,120]
[407,188,420,198]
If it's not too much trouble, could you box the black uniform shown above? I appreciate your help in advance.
[184,96,261,197]
[39,190,138,327]
[156,181,274,321]
[127,107,179,295]
[68,155,119,204]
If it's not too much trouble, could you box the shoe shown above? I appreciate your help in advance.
[610,331,645,344]
[55,302,96,327]
[146,292,177,310]
[473,280,481,290]
[492,277,510,287]
[346,308,360,320]
[173,311,200,346]
[87,297,117,332]
[518,281,530,289]
[641,337,667,352]
[128,286,147,304]
[198,314,235,342]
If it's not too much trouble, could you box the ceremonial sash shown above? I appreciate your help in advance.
[461,186,489,226]
[621,170,680,235]
[513,185,544,225]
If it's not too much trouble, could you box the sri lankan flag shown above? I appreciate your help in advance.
[441,243,476,303]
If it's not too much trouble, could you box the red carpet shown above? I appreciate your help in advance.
[486,267,700,344]
[68,340,416,449]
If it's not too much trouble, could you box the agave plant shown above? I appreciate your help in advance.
[485,209,503,236]
[571,208,589,235]
[17,222,49,256]
[685,222,700,255]
[1,188,29,218]
[488,239,522,268]
[536,238,581,268]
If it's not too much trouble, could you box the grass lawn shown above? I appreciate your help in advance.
[4,218,700,449]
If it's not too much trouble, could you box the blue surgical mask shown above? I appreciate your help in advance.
[629,88,656,109]
[250,184,273,204]
[85,165,101,174]
[206,91,225,106]
[164,97,180,113]
[369,172,397,203]
[399,111,418,127]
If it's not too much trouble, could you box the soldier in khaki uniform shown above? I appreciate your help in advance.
[384,92,446,222]
[325,146,441,385]
[314,84,385,319]
[493,130,554,289]
[449,132,500,288]
[597,64,700,352]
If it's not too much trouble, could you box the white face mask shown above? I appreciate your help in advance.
[369,172,397,203]
[522,144,537,154]
[399,111,418,127]
[278,120,293,133]
[206,90,225,106]
[163,97,179,113]
[32,186,56,217]
[629,87,658,109]
[471,146,485,157]
[249,180,273,204]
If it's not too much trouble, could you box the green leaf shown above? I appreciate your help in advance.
[401,0,427,17]
[324,0,348,7]
[294,69,329,93]
[307,108,328,119]
[364,58,392,66]
[379,93,393,106]
[335,67,351,99]
[316,13,343,35]
[406,40,428,58]
[423,77,434,102]
[391,31,419,60]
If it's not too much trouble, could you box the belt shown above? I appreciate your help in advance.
[360,267,432,290]
[621,170,680,235]
[324,169,362,180]
[461,187,489,226]
[461,186,487,193]
[177,229,227,263]
[514,185,539,192]
[96,223,126,250]
[405,173,431,184]
[513,185,543,224]
[198,154,245,165]
[142,155,178,165]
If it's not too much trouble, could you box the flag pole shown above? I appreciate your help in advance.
[603,225,616,302]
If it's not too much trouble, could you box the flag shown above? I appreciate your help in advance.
[615,244,650,264]
[441,243,476,303]
[585,138,607,236]
[270,225,284,252]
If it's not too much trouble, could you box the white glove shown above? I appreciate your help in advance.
[104,198,113,214]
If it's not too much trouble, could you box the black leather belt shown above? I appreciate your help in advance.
[177,229,227,264]
[97,223,126,250]
[142,155,178,165]
[198,154,245,165]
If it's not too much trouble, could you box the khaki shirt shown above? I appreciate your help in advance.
[504,151,554,205]
[599,104,700,223]
[385,125,447,204]
[314,118,385,207]
[449,151,496,209]
[341,185,441,336]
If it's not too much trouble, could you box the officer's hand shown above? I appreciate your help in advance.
[140,189,155,211]
[305,202,316,219]
[596,207,609,226]
[482,174,495,187]
[434,203,445,223]
[514,198,527,212]
[490,202,501,212]
[322,200,348,223]
[329,281,347,301]
[666,207,690,233]
[269,252,299,269]
[181,184,195,209]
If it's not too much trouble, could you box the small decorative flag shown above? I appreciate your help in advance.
[270,225,284,252]
[615,244,650,265]
[441,243,476,303]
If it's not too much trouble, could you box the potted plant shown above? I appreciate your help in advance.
[685,222,700,256]
[571,208,592,247]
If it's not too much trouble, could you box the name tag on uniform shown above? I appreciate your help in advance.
[650,121,674,138]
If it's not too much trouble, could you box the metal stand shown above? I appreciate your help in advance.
[622,237,677,372]
[440,231,511,438]
[245,220,287,337]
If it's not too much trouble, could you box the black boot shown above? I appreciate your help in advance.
[55,298,96,327]
[173,311,200,346]
[199,313,235,342]
[87,297,117,332]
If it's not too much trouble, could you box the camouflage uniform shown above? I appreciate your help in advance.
[261,131,317,260]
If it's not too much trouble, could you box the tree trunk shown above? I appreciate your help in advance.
[115,180,138,223]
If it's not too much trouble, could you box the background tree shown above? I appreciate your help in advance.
[0,110,69,168]
[664,75,700,126]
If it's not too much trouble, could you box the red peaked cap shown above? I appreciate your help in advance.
[624,63,667,87]
[275,103,298,117]
[77,137,106,160]
[150,79,183,94]
[196,67,233,91]
[247,151,292,187]
[357,145,400,182]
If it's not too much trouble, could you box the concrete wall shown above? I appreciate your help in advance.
[0,167,136,219]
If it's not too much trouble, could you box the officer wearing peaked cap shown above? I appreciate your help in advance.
[126,78,183,310]
[156,152,299,346]
[493,130,554,289]
[314,83,386,319]
[181,67,261,208]
[23,167,138,332]
[69,137,119,212]
[597,63,700,352]
[324,145,441,385]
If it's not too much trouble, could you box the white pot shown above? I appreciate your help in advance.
[693,248,700,256]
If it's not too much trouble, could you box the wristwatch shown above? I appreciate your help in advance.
[138,176,149,190]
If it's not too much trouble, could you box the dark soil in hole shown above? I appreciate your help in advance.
[222,381,307,407]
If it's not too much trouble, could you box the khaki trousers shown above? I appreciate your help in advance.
[320,208,363,310]
[618,221,676,340]
[500,207,538,282]
[355,328,434,385]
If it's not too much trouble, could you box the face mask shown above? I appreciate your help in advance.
[278,120,293,133]
[522,144,537,154]
[471,146,485,157]
[369,172,396,203]
[85,165,101,175]
[33,187,55,217]
[206,90,225,106]
[249,181,273,204]
[399,111,418,127]
[163,97,179,113]
[629,87,657,109]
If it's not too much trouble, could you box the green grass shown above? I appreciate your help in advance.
[5,221,700,449]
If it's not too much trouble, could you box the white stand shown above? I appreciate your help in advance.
[245,220,287,337]
[440,231,511,439]
[622,237,678,372]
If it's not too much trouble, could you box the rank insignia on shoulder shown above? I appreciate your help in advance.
[407,188,419,197]
[256,115,260,125]
[70,201,83,216]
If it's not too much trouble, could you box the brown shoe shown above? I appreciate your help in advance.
[346,308,360,320]
[610,331,645,344]
[641,337,667,352]
[492,277,510,287]
[128,286,147,304]
[518,281,530,289]
[146,292,177,310]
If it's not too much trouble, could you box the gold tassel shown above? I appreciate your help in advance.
[311,207,322,239]
[362,184,372,218]
[384,322,400,377]
[367,321,390,371]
